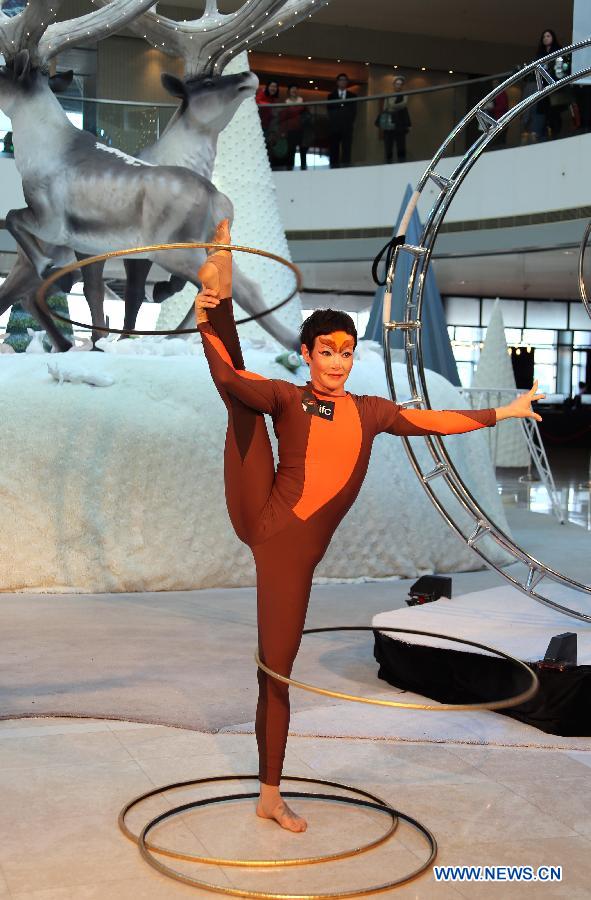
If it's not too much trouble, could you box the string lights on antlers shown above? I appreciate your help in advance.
[0,0,159,65]
[89,0,330,75]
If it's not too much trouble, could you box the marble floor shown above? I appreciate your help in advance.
[0,450,588,898]
[498,447,591,530]
[0,716,588,899]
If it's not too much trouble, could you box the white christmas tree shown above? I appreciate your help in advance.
[472,299,529,467]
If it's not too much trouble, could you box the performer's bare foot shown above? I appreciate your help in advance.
[197,218,232,308]
[256,783,307,832]
[195,219,232,324]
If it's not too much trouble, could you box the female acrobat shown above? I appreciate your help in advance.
[196,221,543,832]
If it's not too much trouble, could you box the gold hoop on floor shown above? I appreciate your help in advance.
[128,774,436,898]
[120,774,398,867]
[35,242,302,336]
[255,625,539,712]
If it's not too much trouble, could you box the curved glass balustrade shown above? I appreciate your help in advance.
[0,70,587,166]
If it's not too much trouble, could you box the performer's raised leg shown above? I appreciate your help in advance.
[197,227,307,832]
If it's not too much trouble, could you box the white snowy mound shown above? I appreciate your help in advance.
[0,345,511,592]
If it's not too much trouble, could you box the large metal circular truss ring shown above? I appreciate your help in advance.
[135,778,436,898]
[387,40,591,623]
[256,626,539,712]
[35,242,302,336]
[578,219,591,321]
[120,774,400,867]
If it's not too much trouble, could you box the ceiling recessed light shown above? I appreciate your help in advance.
[449,69,454,74]
[393,65,398,69]
[307,55,312,60]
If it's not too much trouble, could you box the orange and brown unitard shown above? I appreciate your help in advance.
[198,259,496,786]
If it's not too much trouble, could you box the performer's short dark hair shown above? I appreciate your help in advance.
[300,309,358,352]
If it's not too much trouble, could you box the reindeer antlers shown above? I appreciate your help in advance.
[0,0,59,62]
[0,0,326,76]
[39,0,157,63]
[121,0,328,75]
[0,0,158,66]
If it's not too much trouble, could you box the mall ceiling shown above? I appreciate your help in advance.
[61,0,575,74]
[156,0,574,73]
[167,0,572,45]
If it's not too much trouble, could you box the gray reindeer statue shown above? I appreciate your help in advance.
[0,0,160,351]
[1,47,234,316]
[0,65,258,350]
[0,0,326,351]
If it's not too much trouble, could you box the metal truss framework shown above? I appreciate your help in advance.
[577,219,591,490]
[383,38,591,623]
[578,218,591,321]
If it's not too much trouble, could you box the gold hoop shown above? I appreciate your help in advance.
[255,625,539,712]
[120,774,399,867]
[134,776,437,898]
[35,242,302,337]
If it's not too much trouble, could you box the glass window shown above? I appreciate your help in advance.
[505,328,522,345]
[570,304,591,330]
[454,325,483,343]
[522,328,556,345]
[444,296,480,326]
[533,363,556,394]
[500,299,525,328]
[448,325,481,387]
[534,348,557,364]
[526,301,568,329]
[574,330,591,347]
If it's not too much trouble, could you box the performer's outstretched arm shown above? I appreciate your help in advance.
[372,382,544,437]
[372,398,496,436]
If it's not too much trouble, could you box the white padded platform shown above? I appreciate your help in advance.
[373,586,591,662]
[0,345,511,592]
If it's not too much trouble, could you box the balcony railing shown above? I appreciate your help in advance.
[0,69,587,167]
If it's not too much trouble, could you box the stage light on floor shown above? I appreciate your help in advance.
[536,632,577,672]
[406,575,452,607]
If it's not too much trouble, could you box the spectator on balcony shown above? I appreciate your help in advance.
[376,75,411,163]
[285,84,309,170]
[256,80,288,169]
[327,73,357,167]
[522,29,570,142]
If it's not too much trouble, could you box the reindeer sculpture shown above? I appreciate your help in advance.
[0,0,325,350]
[0,48,242,319]
[0,67,260,349]
[0,0,161,351]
